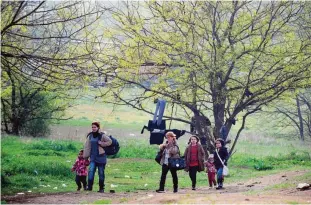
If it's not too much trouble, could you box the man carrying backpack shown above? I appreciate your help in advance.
[83,122,112,193]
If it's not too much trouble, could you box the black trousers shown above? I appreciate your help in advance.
[159,164,178,190]
[189,166,199,188]
[75,175,87,189]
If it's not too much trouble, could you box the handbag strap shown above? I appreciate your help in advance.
[165,144,181,157]
[176,145,181,156]
[216,149,225,166]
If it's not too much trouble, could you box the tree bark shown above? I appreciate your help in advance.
[296,95,304,141]
[212,86,226,139]
[1,99,10,133]
[193,114,215,158]
[7,69,20,135]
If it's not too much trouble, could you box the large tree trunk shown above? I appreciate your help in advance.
[8,69,20,135]
[212,86,226,139]
[11,119,20,136]
[296,95,304,141]
[192,114,215,158]
[1,99,10,133]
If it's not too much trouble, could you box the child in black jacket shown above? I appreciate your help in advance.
[213,138,229,189]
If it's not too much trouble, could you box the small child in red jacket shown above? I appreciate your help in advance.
[71,150,90,191]
[205,154,217,188]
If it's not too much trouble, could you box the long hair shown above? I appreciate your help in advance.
[188,135,200,145]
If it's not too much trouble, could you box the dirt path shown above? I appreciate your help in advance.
[3,170,311,204]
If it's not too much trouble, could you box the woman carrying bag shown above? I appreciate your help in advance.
[213,138,229,190]
[156,132,180,193]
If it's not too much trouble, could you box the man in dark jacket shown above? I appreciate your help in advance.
[213,138,229,189]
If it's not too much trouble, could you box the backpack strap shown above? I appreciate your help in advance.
[86,132,92,138]
[99,132,103,141]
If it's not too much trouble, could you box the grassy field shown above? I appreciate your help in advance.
[1,135,310,196]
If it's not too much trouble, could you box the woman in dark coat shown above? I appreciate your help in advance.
[213,138,229,189]
[184,135,205,190]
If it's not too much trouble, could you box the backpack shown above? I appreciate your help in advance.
[87,132,120,156]
[103,135,120,156]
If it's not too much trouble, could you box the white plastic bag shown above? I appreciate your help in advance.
[222,165,229,176]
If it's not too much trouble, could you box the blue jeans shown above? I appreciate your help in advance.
[216,167,224,186]
[153,100,166,126]
[88,161,106,189]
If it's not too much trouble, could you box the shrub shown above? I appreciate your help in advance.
[254,160,273,171]
[21,119,51,138]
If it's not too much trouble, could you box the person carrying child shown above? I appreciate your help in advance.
[71,149,90,191]
[205,154,217,188]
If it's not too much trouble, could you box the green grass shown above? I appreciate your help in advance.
[263,170,311,191]
[118,198,129,203]
[93,199,112,204]
[1,135,311,195]
[286,201,299,205]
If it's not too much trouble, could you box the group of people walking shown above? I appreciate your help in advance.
[156,132,229,193]
[71,122,229,193]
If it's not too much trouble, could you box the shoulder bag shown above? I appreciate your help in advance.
[168,145,186,170]
[215,149,229,176]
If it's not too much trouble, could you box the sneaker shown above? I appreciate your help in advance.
[173,188,178,193]
[216,186,223,190]
[192,187,196,190]
[98,189,104,193]
[156,189,165,193]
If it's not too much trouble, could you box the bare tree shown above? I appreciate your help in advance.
[269,90,311,141]
[1,1,110,136]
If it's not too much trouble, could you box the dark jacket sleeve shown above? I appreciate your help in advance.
[221,147,229,165]
[214,147,229,169]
